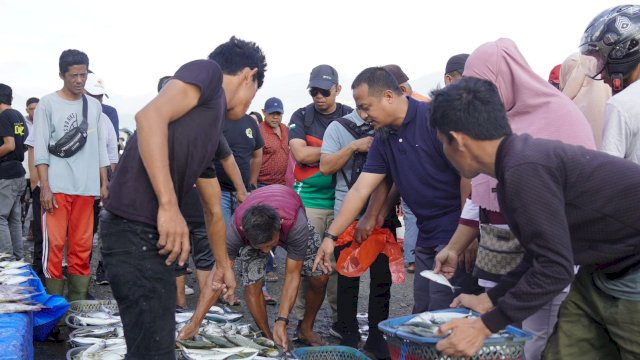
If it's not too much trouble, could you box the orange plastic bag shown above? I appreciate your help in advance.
[336,222,406,284]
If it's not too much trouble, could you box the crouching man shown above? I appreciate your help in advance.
[178,184,328,350]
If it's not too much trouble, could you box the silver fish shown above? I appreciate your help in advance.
[224,333,267,351]
[0,292,38,303]
[419,270,459,292]
[0,302,43,314]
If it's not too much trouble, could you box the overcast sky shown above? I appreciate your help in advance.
[2,0,619,129]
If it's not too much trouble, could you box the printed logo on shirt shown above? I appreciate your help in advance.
[13,123,25,136]
[245,128,253,139]
[63,112,79,133]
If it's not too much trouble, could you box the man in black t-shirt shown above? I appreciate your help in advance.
[100,37,267,359]
[0,83,28,260]
[214,114,264,225]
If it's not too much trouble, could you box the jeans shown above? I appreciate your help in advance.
[0,177,26,259]
[401,202,417,264]
[413,245,483,313]
[100,210,176,359]
[221,191,238,226]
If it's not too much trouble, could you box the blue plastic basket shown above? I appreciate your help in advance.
[292,346,371,360]
[378,309,531,360]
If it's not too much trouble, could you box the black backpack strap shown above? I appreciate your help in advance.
[303,104,316,134]
[80,94,88,131]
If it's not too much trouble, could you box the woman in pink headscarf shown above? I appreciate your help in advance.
[434,38,595,360]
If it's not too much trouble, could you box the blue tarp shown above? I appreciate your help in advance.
[24,267,70,341]
[0,311,32,360]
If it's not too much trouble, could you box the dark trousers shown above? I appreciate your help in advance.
[334,225,393,347]
[100,210,176,360]
[31,186,43,277]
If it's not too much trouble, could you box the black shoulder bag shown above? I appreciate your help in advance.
[48,94,89,158]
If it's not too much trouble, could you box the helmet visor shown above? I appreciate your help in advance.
[579,45,607,79]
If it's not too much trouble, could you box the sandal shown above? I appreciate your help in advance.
[218,297,242,306]
[265,272,278,282]
[294,334,327,347]
[263,292,277,306]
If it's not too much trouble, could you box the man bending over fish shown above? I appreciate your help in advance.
[179,184,329,350]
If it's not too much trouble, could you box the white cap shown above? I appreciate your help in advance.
[85,72,109,98]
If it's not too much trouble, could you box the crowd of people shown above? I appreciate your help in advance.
[0,4,639,360]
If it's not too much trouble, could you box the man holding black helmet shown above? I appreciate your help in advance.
[33,49,109,300]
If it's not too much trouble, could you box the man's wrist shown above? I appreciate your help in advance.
[274,316,289,325]
[323,231,338,241]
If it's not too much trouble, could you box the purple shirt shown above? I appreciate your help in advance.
[363,97,461,247]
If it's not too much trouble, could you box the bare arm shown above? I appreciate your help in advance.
[136,79,200,266]
[460,177,471,209]
[219,155,248,203]
[0,136,15,157]
[99,166,109,201]
[289,139,321,165]
[319,136,373,176]
[313,172,386,273]
[196,177,230,269]
[249,148,262,187]
[354,179,391,243]
[27,147,38,189]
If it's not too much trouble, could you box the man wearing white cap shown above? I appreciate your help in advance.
[85,71,119,135]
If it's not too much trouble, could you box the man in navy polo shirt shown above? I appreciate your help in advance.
[314,66,477,313]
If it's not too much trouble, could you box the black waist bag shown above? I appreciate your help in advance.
[48,94,88,158]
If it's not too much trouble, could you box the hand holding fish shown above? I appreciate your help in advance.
[156,204,190,266]
[177,320,199,340]
[273,320,289,351]
[450,293,494,314]
[433,245,459,279]
[436,317,492,357]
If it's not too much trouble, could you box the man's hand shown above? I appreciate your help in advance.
[354,216,376,244]
[211,264,236,299]
[273,321,289,351]
[100,183,109,203]
[433,245,459,279]
[459,238,478,273]
[236,190,248,204]
[156,204,190,266]
[313,238,335,274]
[436,318,492,357]
[177,321,199,340]
[450,293,494,314]
[350,136,374,153]
[40,184,57,214]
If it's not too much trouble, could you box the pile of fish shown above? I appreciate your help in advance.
[395,310,514,340]
[394,310,474,337]
[176,306,284,359]
[69,304,285,359]
[0,254,42,314]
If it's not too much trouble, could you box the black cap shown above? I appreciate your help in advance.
[445,54,470,75]
[0,83,12,105]
[383,64,409,84]
[308,64,339,90]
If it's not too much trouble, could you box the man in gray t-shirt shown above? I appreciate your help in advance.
[319,110,393,358]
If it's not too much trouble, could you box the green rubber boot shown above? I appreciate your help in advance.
[67,274,91,302]
[44,278,65,296]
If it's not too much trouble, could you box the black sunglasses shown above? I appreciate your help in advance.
[309,87,332,97]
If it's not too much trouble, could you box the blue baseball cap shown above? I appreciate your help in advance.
[264,97,284,114]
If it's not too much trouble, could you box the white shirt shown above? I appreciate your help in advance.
[601,80,640,164]
[100,113,118,165]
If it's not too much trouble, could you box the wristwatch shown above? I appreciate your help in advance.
[323,231,338,241]
[275,316,289,325]
[247,184,258,191]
